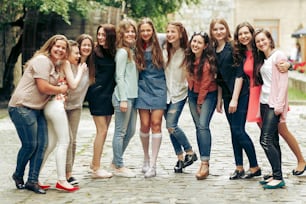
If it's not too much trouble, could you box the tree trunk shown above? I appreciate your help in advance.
[22,9,40,65]
[1,34,22,100]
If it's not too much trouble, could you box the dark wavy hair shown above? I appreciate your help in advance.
[184,32,217,80]
[253,28,275,85]
[233,22,256,67]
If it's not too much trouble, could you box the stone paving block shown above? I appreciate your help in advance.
[0,105,306,203]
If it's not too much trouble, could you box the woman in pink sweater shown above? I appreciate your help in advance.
[253,29,288,189]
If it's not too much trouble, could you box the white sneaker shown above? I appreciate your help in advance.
[144,167,156,178]
[142,160,150,173]
[92,169,113,179]
[114,167,136,178]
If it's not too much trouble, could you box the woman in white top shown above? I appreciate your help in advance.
[163,22,197,174]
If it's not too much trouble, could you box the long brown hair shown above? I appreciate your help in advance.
[95,24,116,58]
[165,22,188,68]
[184,32,217,80]
[233,22,256,67]
[76,34,95,84]
[135,17,164,71]
[253,28,276,86]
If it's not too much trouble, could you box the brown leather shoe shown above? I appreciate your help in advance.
[195,161,209,180]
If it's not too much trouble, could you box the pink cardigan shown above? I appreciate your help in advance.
[268,50,289,122]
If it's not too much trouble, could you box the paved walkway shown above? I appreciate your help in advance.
[1,103,306,204]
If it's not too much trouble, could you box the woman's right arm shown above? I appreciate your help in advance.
[115,49,129,112]
[36,78,68,95]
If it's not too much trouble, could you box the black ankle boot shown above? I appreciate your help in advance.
[174,160,184,173]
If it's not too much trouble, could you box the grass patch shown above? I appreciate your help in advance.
[288,87,306,100]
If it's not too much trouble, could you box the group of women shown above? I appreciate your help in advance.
[8,16,306,195]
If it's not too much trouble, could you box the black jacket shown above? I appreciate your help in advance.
[216,42,249,99]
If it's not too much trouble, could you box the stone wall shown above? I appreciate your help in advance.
[0,7,121,88]
[170,0,234,36]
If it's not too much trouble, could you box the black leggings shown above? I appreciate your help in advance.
[260,103,282,180]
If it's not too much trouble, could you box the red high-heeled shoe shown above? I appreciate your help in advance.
[55,182,79,192]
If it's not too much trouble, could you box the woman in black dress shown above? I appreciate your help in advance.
[87,24,116,178]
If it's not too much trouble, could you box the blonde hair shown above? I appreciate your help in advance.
[24,34,69,68]
[116,18,137,61]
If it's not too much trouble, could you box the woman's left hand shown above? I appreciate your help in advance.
[228,99,238,113]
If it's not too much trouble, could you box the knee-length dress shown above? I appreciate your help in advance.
[244,50,261,122]
[135,50,167,110]
[87,51,116,116]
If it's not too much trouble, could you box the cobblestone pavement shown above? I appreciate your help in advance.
[1,103,306,204]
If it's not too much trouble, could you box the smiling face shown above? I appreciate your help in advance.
[79,38,92,58]
[124,25,136,46]
[139,23,153,43]
[97,27,106,47]
[211,23,227,42]
[166,24,180,45]
[68,45,81,65]
[50,39,67,62]
[191,34,207,59]
[255,32,272,54]
[238,26,253,47]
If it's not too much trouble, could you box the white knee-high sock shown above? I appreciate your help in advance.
[151,133,162,168]
[140,131,150,161]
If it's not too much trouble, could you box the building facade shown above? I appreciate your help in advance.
[172,0,306,57]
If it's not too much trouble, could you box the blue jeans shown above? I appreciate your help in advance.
[223,95,258,168]
[260,104,282,180]
[112,95,137,168]
[188,90,217,161]
[8,106,48,183]
[165,98,192,155]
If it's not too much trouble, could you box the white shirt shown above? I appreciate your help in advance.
[163,48,188,104]
[260,51,276,104]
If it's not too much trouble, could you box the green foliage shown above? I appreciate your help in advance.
[0,0,93,26]
[0,0,199,28]
[96,0,199,31]
[288,87,306,101]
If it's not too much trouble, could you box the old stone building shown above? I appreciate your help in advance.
[173,0,306,57]
[1,0,305,89]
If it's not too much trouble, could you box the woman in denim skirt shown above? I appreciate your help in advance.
[135,17,166,178]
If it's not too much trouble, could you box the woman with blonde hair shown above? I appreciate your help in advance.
[111,18,139,178]
[41,40,87,192]
[9,34,69,194]
[65,34,95,185]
